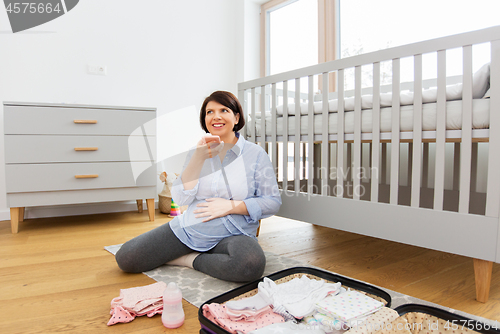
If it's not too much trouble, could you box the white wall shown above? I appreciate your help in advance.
[0,0,258,221]
[241,0,263,82]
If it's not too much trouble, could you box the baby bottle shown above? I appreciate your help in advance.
[162,282,185,328]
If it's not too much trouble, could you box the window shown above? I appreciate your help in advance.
[267,0,318,76]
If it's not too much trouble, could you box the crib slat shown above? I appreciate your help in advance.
[308,75,315,195]
[486,40,500,219]
[390,58,401,205]
[371,63,381,202]
[295,78,301,193]
[322,72,330,195]
[411,54,423,208]
[302,143,307,180]
[353,66,362,200]
[260,85,266,150]
[282,81,289,192]
[271,83,278,175]
[407,143,413,186]
[458,45,473,214]
[337,69,345,197]
[433,50,446,211]
[239,89,247,139]
[250,88,256,144]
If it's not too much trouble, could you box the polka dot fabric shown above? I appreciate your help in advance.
[316,290,384,322]
[107,306,135,326]
[107,282,166,326]
[202,303,285,334]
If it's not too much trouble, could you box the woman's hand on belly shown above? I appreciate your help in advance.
[193,198,248,222]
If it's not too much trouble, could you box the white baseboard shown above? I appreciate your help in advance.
[0,200,158,222]
[0,209,10,221]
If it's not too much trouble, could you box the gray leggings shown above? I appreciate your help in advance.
[115,223,266,283]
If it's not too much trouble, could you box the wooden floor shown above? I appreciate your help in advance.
[1,210,499,334]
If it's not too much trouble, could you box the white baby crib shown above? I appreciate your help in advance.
[238,25,500,302]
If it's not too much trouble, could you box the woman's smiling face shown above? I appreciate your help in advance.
[205,101,240,138]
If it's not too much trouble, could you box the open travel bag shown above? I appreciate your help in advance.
[198,267,500,334]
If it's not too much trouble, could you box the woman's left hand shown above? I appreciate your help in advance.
[193,198,236,222]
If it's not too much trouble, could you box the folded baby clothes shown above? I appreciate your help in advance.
[258,275,342,318]
[203,303,285,334]
[107,281,167,326]
[316,290,384,325]
[225,306,276,322]
[226,293,270,311]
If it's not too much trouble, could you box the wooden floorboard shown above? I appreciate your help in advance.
[0,210,498,334]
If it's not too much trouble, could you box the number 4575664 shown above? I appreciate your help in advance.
[6,2,62,14]
[445,319,499,331]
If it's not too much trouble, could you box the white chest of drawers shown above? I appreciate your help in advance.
[3,102,157,233]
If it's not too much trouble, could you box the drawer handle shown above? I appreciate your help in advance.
[75,174,99,179]
[74,120,97,124]
[74,147,98,151]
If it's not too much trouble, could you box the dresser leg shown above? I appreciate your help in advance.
[146,198,155,221]
[10,208,20,234]
[136,199,143,213]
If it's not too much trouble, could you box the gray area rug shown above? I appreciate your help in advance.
[105,244,303,307]
[105,244,497,326]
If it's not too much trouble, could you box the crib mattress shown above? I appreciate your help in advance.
[249,99,490,138]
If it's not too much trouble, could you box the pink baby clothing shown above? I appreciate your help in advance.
[203,303,285,334]
[225,306,275,322]
[107,282,167,326]
[108,305,135,326]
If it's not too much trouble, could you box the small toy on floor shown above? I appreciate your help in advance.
[169,199,181,217]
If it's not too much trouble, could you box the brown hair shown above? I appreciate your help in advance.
[200,91,245,133]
